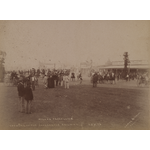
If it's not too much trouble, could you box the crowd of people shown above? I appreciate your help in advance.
[3,68,150,88]
[3,68,83,114]
[2,67,149,114]
[89,69,150,87]
[3,69,82,86]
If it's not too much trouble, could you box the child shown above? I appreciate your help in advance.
[24,82,33,114]
[17,78,25,113]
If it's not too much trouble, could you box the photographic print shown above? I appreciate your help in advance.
[0,20,149,130]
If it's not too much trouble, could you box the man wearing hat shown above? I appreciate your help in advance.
[17,77,25,112]
[24,81,33,114]
[93,72,98,87]
[31,73,36,91]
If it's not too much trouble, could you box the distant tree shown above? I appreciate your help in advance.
[0,50,6,82]
[123,52,130,78]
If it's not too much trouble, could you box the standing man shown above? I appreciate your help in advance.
[17,78,25,113]
[126,73,129,82]
[43,74,48,89]
[78,72,82,84]
[71,72,75,81]
[64,73,70,89]
[111,71,116,84]
[24,82,33,114]
[93,72,98,87]
[31,74,35,91]
[60,72,64,86]
[55,71,59,87]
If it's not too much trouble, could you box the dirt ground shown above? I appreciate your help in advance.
[0,79,149,130]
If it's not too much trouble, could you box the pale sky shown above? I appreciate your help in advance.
[0,20,149,70]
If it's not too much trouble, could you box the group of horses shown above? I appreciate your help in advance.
[91,72,116,84]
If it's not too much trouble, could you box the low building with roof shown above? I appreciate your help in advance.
[99,60,150,73]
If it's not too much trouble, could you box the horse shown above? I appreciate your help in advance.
[102,72,116,84]
[137,74,150,87]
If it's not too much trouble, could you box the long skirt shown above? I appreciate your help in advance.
[48,78,54,88]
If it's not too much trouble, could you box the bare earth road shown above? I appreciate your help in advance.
[0,79,149,130]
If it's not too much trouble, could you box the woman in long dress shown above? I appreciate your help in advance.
[48,75,55,88]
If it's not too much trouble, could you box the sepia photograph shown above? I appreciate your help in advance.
[0,20,150,130]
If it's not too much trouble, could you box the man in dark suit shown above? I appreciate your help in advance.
[17,78,25,112]
[93,72,98,87]
[24,82,33,114]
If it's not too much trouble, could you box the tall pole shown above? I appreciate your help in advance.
[123,52,130,78]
